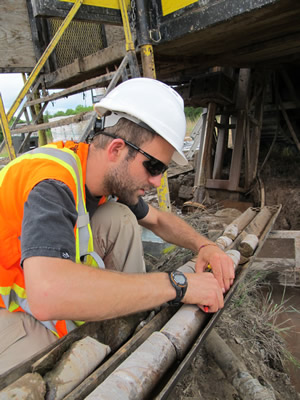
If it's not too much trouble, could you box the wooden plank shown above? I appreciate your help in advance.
[11,112,93,135]
[26,72,115,106]
[44,41,127,89]
[0,0,36,71]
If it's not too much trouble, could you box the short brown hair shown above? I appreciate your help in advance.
[92,117,156,159]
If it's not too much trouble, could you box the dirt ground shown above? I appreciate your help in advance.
[259,146,300,231]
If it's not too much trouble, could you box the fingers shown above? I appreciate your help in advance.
[197,248,235,293]
[215,255,235,293]
[195,257,206,273]
[183,272,224,312]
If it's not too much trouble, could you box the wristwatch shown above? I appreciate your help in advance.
[168,270,188,305]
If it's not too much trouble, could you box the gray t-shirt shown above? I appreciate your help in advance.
[21,179,149,264]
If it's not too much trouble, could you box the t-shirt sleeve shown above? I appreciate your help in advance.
[127,197,149,220]
[21,179,78,264]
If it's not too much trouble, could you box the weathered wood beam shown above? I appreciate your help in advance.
[0,1,36,71]
[278,95,300,152]
[235,32,300,62]
[11,112,92,135]
[26,72,115,106]
[43,41,127,89]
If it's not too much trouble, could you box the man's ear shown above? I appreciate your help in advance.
[106,138,127,162]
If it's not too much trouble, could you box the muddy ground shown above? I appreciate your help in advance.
[144,143,300,399]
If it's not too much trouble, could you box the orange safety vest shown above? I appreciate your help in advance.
[0,141,104,338]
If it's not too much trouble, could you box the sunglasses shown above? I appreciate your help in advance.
[100,131,168,177]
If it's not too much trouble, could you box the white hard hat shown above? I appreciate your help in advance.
[94,78,188,165]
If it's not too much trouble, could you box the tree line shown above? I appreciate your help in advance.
[0,105,202,142]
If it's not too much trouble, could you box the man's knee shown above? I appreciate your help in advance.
[91,202,140,244]
[92,202,138,229]
[91,202,145,273]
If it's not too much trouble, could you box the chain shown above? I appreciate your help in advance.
[129,0,136,32]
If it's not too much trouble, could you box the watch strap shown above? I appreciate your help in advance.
[168,271,188,305]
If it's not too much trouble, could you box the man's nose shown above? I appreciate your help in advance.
[148,174,163,188]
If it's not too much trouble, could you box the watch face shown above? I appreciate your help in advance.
[174,273,186,285]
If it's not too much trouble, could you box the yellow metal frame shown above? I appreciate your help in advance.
[157,172,171,212]
[119,0,135,51]
[141,45,156,79]
[161,0,198,16]
[0,94,16,160]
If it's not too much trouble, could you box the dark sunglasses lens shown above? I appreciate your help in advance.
[143,160,168,176]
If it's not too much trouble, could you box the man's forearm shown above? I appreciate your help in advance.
[24,257,176,322]
[24,253,226,321]
[141,208,212,253]
[140,205,235,292]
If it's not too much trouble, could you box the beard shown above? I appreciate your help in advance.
[102,159,150,205]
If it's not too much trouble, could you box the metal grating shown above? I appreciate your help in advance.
[48,18,106,68]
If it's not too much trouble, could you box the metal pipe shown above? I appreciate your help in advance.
[119,0,135,51]
[0,94,16,160]
[141,44,156,79]
[135,0,151,46]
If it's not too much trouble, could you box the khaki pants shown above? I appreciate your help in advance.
[0,202,145,375]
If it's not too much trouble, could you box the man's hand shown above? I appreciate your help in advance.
[195,244,235,293]
[183,272,224,313]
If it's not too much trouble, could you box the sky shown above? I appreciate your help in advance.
[0,73,93,117]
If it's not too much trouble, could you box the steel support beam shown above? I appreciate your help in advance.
[0,95,16,160]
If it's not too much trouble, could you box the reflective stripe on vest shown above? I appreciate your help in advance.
[0,281,77,337]
[31,146,104,268]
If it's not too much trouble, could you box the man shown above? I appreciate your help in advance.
[0,78,234,374]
